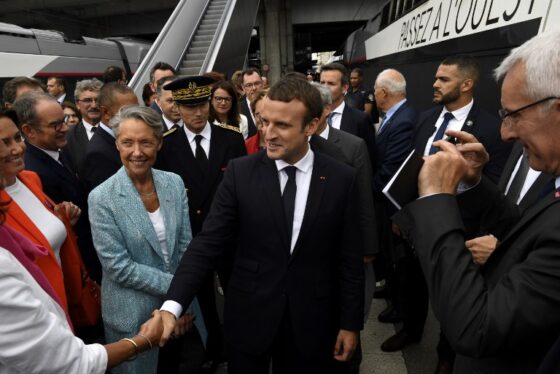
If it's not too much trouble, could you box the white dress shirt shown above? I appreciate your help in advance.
[318,124,330,140]
[329,101,345,130]
[162,116,183,131]
[275,147,314,253]
[423,99,474,156]
[147,207,170,267]
[505,154,542,205]
[98,122,115,138]
[82,120,98,141]
[184,122,211,158]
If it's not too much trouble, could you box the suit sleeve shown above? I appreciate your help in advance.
[0,252,107,374]
[87,190,173,296]
[166,159,240,308]
[394,193,560,357]
[372,118,415,192]
[339,174,365,331]
[84,151,117,192]
[352,140,379,255]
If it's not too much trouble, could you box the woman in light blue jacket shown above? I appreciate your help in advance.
[88,106,205,374]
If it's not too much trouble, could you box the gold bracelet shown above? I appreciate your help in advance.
[120,338,138,361]
[135,333,153,350]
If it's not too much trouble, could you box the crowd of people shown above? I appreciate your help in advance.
[0,29,559,374]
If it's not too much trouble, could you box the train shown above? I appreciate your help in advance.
[341,0,560,113]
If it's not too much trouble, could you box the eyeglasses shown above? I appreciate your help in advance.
[213,96,232,104]
[41,116,68,132]
[243,81,263,89]
[77,97,98,104]
[498,96,558,125]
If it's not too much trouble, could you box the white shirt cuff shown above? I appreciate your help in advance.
[160,300,183,319]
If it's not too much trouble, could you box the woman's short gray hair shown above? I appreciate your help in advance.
[111,105,164,140]
[309,81,332,106]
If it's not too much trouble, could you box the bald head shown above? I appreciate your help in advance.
[374,69,407,112]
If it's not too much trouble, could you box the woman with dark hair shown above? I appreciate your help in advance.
[0,111,164,374]
[61,101,81,127]
[209,80,249,139]
[244,89,267,154]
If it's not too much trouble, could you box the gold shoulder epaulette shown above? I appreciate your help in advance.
[163,127,178,137]
[215,123,242,133]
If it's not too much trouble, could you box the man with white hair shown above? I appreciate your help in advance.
[393,30,560,373]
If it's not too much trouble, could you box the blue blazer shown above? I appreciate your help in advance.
[89,167,205,373]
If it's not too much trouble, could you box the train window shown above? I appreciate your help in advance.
[380,3,391,29]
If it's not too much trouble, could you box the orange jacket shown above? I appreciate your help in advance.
[1,171,83,316]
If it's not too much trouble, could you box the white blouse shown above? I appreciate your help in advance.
[147,207,169,267]
[4,178,67,264]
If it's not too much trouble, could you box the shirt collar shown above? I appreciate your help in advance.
[332,100,345,115]
[555,176,560,190]
[82,119,97,133]
[162,115,182,130]
[443,99,474,123]
[384,98,407,123]
[99,122,115,138]
[183,121,211,143]
[275,145,314,174]
[33,144,61,162]
[318,124,330,140]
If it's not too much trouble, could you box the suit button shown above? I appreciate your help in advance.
[196,210,202,215]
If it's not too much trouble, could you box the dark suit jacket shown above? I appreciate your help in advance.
[150,101,162,115]
[24,142,101,282]
[167,151,364,358]
[339,104,378,173]
[154,124,247,236]
[374,100,417,192]
[83,127,121,192]
[496,141,555,213]
[62,121,90,178]
[394,178,560,373]
[239,98,257,137]
[310,129,378,256]
[414,102,512,184]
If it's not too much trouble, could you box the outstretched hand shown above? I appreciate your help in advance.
[159,310,177,347]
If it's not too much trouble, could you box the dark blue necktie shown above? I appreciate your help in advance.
[429,112,455,155]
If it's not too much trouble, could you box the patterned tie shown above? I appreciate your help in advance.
[282,166,297,240]
[327,112,336,127]
[194,135,208,170]
[429,112,455,154]
[377,114,387,134]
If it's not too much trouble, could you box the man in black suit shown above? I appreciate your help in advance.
[394,30,560,373]
[383,55,512,355]
[148,62,176,116]
[46,76,72,104]
[310,81,377,374]
[82,83,138,191]
[155,75,246,373]
[238,68,261,138]
[160,78,364,374]
[13,92,101,283]
[63,78,103,178]
[155,76,182,131]
[320,62,378,171]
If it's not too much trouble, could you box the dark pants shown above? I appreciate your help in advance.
[395,253,429,338]
[197,272,225,364]
[227,309,349,374]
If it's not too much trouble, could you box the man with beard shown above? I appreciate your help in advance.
[386,56,512,372]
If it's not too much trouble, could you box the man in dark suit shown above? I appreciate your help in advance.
[13,92,101,284]
[155,76,182,131]
[368,69,418,348]
[148,62,176,115]
[160,78,364,374]
[155,75,246,373]
[320,62,378,171]
[238,68,261,138]
[46,76,72,104]
[310,81,377,374]
[63,78,103,177]
[394,30,560,373]
[82,83,138,191]
[382,55,513,355]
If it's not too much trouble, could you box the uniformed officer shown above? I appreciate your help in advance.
[155,75,247,373]
[345,67,379,121]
